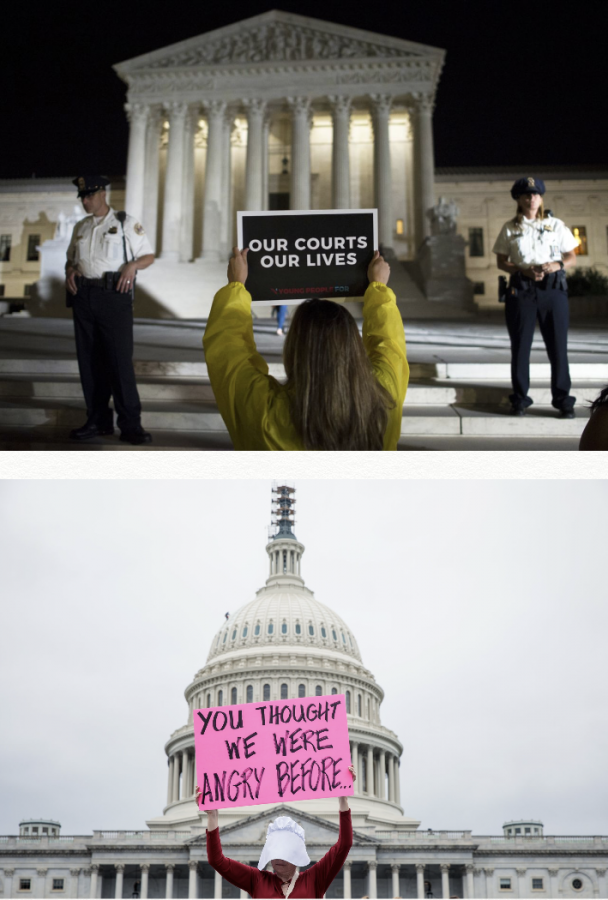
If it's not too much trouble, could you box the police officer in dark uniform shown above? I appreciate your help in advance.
[493,177,578,417]
[65,175,155,443]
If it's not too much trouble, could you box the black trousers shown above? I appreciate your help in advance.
[505,272,576,411]
[71,281,142,431]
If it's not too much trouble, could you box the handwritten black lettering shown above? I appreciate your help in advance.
[243,731,258,759]
[213,711,228,732]
[229,709,244,730]
[213,772,226,802]
[253,767,265,799]
[197,710,213,735]
[255,706,267,726]
[225,737,241,760]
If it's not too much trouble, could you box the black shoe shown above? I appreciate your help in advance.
[558,408,575,419]
[509,406,525,416]
[120,428,152,445]
[69,420,114,441]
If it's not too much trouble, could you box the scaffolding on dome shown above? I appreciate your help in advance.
[269,481,297,540]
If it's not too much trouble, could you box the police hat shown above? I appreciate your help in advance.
[510,176,546,199]
[72,175,110,198]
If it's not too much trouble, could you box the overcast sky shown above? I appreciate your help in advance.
[1,479,606,838]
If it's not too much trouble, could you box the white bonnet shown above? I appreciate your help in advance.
[257,816,310,870]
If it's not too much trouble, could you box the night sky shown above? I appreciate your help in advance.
[3,0,607,179]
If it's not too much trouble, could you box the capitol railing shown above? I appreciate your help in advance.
[91,830,192,841]
[0,831,193,846]
[374,830,473,841]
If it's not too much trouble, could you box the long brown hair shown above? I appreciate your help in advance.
[512,197,546,230]
[283,299,395,451]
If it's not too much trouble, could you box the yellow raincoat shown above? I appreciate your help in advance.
[203,281,409,451]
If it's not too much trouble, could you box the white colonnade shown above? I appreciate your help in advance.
[123,93,436,261]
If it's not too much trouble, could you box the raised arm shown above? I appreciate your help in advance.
[362,252,409,406]
[202,248,279,450]
[196,789,257,895]
[338,765,356,811]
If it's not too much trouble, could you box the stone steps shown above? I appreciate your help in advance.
[0,359,599,450]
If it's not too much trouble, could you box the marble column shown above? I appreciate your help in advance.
[180,105,199,262]
[182,749,189,800]
[161,102,188,260]
[201,100,226,261]
[140,864,150,900]
[391,864,400,898]
[143,105,162,253]
[167,756,175,805]
[188,861,198,899]
[378,750,386,800]
[412,94,436,248]
[351,742,359,795]
[597,869,608,900]
[343,860,352,899]
[329,95,351,209]
[214,868,222,899]
[244,99,267,210]
[287,97,312,210]
[441,863,450,898]
[262,113,270,210]
[115,864,124,899]
[416,863,425,899]
[387,755,395,803]
[370,94,393,252]
[3,868,14,900]
[89,866,99,900]
[548,868,559,898]
[395,759,401,806]
[172,753,180,802]
[220,110,233,258]
[37,868,48,898]
[483,867,494,899]
[165,864,174,899]
[125,103,149,224]
[368,861,377,899]
[465,865,475,899]
[366,746,374,796]
[70,868,81,899]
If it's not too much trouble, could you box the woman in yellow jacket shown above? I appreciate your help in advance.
[203,248,409,451]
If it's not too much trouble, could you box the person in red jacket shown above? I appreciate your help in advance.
[198,765,355,898]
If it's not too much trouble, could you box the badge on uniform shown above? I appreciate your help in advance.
[108,226,118,234]
[543,224,554,232]
[527,177,536,188]
[134,223,145,235]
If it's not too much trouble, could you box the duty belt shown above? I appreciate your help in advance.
[77,274,117,289]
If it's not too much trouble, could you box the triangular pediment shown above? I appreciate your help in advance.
[115,10,444,73]
[184,804,378,847]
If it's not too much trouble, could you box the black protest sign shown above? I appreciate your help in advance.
[237,209,378,304]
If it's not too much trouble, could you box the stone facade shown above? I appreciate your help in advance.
[1,486,607,898]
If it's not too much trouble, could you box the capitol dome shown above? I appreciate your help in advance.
[150,484,417,834]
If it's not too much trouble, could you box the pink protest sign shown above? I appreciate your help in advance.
[193,694,353,810]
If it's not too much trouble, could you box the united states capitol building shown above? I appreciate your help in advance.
[1,486,607,899]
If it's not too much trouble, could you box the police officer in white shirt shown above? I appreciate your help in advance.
[65,175,155,443]
[492,176,578,417]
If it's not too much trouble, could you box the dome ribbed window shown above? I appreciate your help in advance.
[298,684,305,697]
[295,623,301,635]
[280,683,288,699]
[281,622,287,634]
[218,690,223,706]
[231,687,237,704]
[315,685,322,696]
[246,685,253,703]
[263,683,270,701]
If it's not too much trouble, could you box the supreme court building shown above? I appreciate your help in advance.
[1,12,607,315]
[115,10,442,265]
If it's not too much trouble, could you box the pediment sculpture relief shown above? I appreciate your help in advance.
[147,23,417,68]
